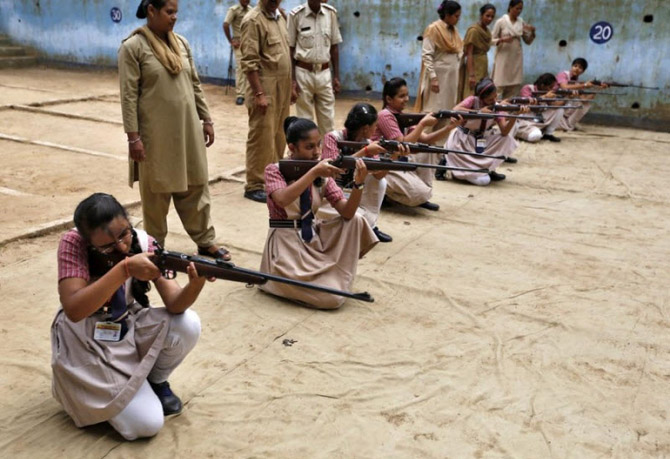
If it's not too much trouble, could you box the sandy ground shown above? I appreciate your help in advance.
[1,67,670,458]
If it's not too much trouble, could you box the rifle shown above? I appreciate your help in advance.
[279,155,489,183]
[395,110,542,130]
[509,97,578,104]
[336,139,505,160]
[492,103,582,112]
[532,89,619,96]
[152,244,374,303]
[591,80,659,90]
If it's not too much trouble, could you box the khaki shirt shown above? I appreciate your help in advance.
[224,3,253,39]
[240,5,291,78]
[287,3,342,64]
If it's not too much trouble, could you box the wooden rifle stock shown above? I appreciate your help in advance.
[152,244,374,302]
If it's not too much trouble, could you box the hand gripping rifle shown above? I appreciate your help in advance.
[279,155,489,183]
[336,139,505,160]
[152,243,374,302]
[591,80,660,90]
[395,110,542,131]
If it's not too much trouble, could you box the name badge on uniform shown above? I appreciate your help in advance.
[94,321,122,342]
[476,137,487,153]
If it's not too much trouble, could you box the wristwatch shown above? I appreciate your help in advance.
[352,182,365,190]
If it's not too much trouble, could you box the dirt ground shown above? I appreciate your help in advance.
[1,67,670,458]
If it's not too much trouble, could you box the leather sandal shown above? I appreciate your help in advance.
[198,245,232,261]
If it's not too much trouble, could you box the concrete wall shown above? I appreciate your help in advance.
[1,0,668,129]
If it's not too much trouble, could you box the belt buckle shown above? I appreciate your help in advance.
[313,63,322,72]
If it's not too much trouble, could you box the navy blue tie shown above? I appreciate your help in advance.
[109,284,127,321]
[300,187,313,242]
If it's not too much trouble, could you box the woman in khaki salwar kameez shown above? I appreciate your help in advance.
[459,4,496,100]
[118,0,230,260]
[415,1,463,114]
[260,117,378,310]
[491,0,536,99]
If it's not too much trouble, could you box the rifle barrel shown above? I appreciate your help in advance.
[154,246,374,302]
[336,140,505,160]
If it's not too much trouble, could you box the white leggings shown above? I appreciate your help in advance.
[108,309,201,440]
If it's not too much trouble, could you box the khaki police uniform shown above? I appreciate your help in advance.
[287,3,342,135]
[224,3,253,99]
[240,5,292,192]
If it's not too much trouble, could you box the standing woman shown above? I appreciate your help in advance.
[261,117,378,309]
[459,4,496,100]
[491,0,536,99]
[415,1,463,113]
[118,0,231,261]
[52,193,209,440]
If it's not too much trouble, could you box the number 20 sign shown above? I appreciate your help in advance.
[590,21,613,44]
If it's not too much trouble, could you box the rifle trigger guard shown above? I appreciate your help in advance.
[245,283,254,288]
[162,269,176,280]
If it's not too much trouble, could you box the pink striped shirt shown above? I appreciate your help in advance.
[372,108,403,141]
[322,129,346,161]
[57,229,155,282]
[519,84,535,98]
[265,163,345,220]
[556,70,576,86]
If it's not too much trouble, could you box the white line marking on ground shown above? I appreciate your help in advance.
[0,133,125,161]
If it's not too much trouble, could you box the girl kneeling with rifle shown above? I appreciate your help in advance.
[261,117,379,309]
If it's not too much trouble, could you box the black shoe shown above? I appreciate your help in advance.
[435,157,447,181]
[235,96,244,105]
[418,201,440,211]
[244,190,267,202]
[489,171,506,182]
[149,381,182,415]
[542,134,561,142]
[504,156,518,163]
[373,227,393,243]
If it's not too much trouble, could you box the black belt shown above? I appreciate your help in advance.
[269,219,302,229]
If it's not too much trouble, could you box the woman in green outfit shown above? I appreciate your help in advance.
[459,4,496,99]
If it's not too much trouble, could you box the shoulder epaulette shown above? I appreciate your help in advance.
[290,4,306,15]
[322,3,337,13]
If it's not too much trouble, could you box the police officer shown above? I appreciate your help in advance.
[287,0,342,135]
[223,0,253,105]
[240,0,292,202]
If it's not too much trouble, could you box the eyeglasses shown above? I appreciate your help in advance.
[94,226,133,254]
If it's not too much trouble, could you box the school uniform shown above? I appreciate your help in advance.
[555,70,591,131]
[320,129,387,228]
[51,229,200,439]
[372,108,433,206]
[446,96,517,184]
[511,84,565,142]
[260,164,378,309]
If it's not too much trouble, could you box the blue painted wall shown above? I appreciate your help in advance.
[1,0,668,128]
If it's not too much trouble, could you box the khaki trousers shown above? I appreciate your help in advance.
[245,76,291,192]
[498,84,522,99]
[233,48,249,99]
[295,66,335,136]
[139,179,215,247]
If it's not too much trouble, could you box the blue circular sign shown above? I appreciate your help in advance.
[590,21,613,44]
[110,7,122,23]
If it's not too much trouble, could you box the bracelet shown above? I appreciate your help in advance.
[255,91,265,97]
[128,137,141,144]
[352,182,365,190]
[124,257,130,278]
[202,120,214,126]
[364,145,369,155]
